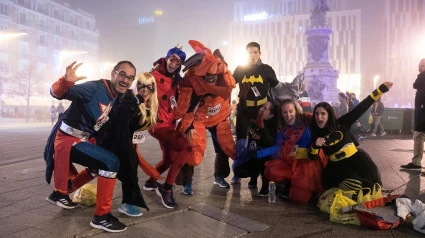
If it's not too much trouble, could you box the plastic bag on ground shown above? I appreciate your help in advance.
[72,184,97,206]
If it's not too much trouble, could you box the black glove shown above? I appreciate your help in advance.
[118,90,144,105]
[117,90,143,119]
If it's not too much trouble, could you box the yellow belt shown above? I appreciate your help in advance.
[328,143,358,162]
[245,97,267,107]
[295,148,309,159]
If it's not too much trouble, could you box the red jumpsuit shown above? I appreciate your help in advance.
[148,59,191,186]
[175,70,236,165]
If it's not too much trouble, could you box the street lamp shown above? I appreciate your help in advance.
[373,75,380,88]
[56,50,89,79]
[0,32,27,40]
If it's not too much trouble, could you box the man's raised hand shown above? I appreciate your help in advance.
[64,61,87,83]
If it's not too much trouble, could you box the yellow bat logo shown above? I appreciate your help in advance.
[324,131,344,146]
[242,75,263,85]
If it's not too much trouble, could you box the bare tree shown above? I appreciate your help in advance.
[5,64,43,122]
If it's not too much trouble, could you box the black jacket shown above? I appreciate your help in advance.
[96,91,149,210]
[414,71,425,131]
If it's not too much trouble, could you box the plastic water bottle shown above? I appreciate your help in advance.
[268,181,276,203]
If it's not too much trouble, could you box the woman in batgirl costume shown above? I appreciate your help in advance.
[310,82,393,198]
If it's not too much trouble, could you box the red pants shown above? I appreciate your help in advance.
[54,131,95,194]
[265,158,325,204]
[54,131,118,216]
[149,126,190,185]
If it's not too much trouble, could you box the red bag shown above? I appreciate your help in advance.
[354,195,403,229]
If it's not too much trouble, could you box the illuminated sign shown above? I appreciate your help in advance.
[138,17,154,24]
[243,11,268,21]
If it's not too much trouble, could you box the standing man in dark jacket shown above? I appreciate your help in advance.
[233,42,279,184]
[370,98,386,136]
[401,59,425,170]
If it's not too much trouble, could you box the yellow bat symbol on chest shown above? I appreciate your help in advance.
[242,75,263,84]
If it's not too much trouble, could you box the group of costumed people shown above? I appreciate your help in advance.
[43,39,393,233]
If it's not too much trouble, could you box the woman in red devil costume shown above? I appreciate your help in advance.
[143,47,192,209]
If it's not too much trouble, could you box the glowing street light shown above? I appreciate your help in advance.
[155,10,163,15]
[234,47,248,66]
[75,62,94,82]
[56,50,89,79]
[243,11,268,21]
[0,32,27,40]
[373,75,380,88]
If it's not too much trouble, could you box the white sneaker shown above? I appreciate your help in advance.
[371,133,376,136]
[380,132,386,136]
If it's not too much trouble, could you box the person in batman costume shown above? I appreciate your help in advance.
[232,42,280,183]
[310,82,393,199]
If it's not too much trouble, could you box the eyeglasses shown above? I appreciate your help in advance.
[169,55,182,65]
[115,70,135,81]
[137,83,155,92]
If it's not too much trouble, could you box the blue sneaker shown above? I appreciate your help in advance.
[214,177,230,188]
[182,180,193,195]
[156,184,177,209]
[118,203,142,217]
[231,176,241,185]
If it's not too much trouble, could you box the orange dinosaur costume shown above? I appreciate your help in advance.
[175,41,236,165]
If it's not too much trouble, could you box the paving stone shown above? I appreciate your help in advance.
[268,211,332,238]
[7,227,56,238]
[331,223,393,238]
[392,223,425,238]
[37,212,95,237]
[129,211,247,238]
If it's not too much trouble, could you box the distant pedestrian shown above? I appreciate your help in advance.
[50,105,56,125]
[370,98,386,136]
[401,58,425,170]
[56,102,65,117]
[337,92,348,118]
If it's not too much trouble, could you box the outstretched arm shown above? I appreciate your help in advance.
[257,130,284,159]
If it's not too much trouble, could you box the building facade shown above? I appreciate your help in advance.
[0,0,99,105]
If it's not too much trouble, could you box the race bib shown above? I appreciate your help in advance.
[208,104,221,117]
[170,96,177,109]
[251,86,261,97]
[132,131,146,144]
[290,145,298,157]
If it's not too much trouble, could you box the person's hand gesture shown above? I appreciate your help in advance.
[64,61,87,83]
[315,137,325,147]
[383,82,393,90]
